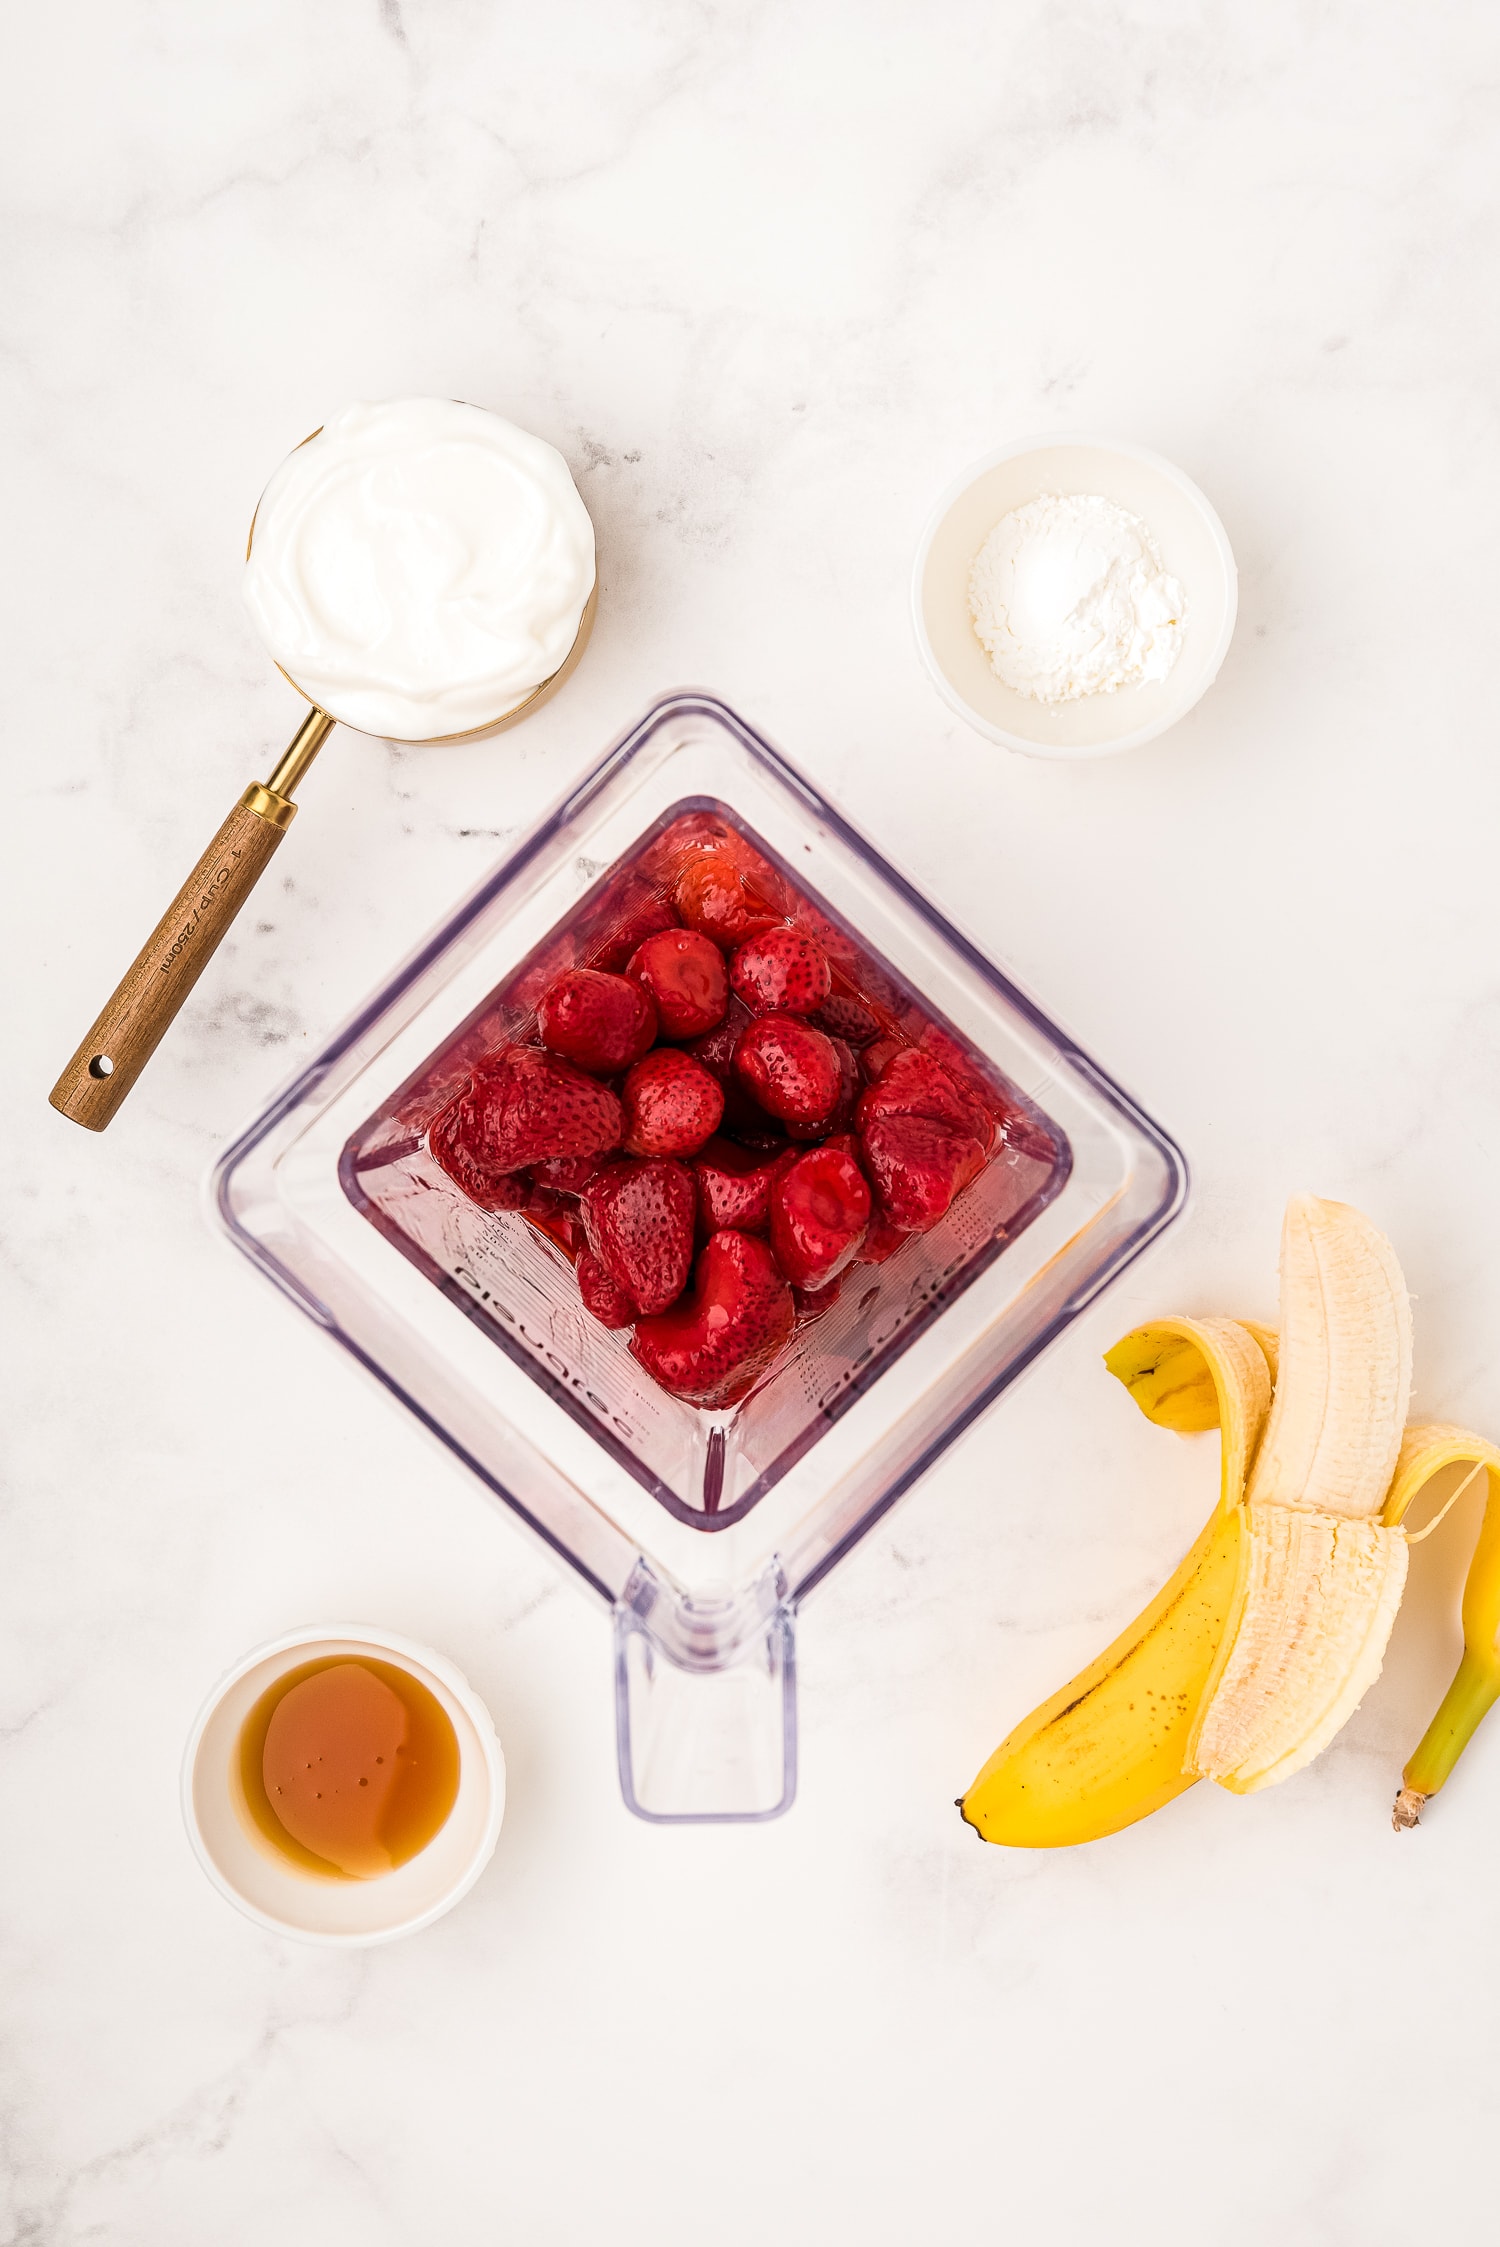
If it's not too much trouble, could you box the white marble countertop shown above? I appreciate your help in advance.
[9,4,1500,2239]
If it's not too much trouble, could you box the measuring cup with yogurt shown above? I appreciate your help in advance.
[50,397,597,1132]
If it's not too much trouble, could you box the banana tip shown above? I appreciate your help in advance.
[955,1796,985,1841]
[1391,1785,1426,1832]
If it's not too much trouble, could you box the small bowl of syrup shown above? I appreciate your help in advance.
[182,1626,505,1944]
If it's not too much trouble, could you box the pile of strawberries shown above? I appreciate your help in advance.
[429,850,1000,1410]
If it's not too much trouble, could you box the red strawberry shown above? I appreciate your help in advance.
[674,852,780,948]
[856,1215,908,1266]
[857,1048,994,1232]
[786,1035,860,1140]
[733,1013,842,1129]
[793,1273,845,1323]
[538,968,657,1074]
[524,1184,585,1261]
[729,927,832,1016]
[691,1135,788,1236]
[810,991,880,1047]
[914,1027,1061,1166]
[429,1047,623,1195]
[682,994,753,1081]
[769,1141,871,1290]
[631,1230,795,1408]
[427,1103,531,1210]
[528,1152,608,1195]
[627,928,729,1039]
[592,890,679,974]
[622,1049,725,1158]
[860,1036,904,1084]
[862,1046,995,1144]
[580,1159,696,1316]
[683,998,783,1144]
[577,1250,635,1329]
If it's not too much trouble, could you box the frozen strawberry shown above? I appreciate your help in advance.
[622,1049,725,1158]
[682,995,753,1082]
[683,1000,782,1147]
[691,1135,788,1236]
[580,1159,696,1316]
[855,1215,908,1265]
[729,927,832,1017]
[769,1142,871,1290]
[862,1046,995,1145]
[820,1129,863,1160]
[857,1048,994,1232]
[627,928,729,1039]
[429,1047,623,1195]
[674,852,780,948]
[687,1002,790,1141]
[916,1027,1061,1166]
[810,991,880,1047]
[860,1036,904,1084]
[631,1230,796,1408]
[538,969,657,1075]
[793,1273,845,1323]
[524,1184,585,1261]
[427,1113,530,1211]
[733,1013,842,1129]
[528,1152,609,1195]
[592,890,679,974]
[577,1250,635,1330]
[786,1035,860,1140]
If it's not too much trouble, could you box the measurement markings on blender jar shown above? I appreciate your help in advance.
[452,1258,639,1442]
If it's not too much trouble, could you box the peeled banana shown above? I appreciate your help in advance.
[1186,1195,1412,1792]
[1187,1504,1408,1791]
[960,1196,1421,1847]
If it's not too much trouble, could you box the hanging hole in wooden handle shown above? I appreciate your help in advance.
[49,787,297,1132]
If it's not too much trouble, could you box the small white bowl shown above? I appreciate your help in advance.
[182,1625,505,1945]
[911,433,1237,758]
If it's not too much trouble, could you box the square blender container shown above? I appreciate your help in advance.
[212,691,1186,1823]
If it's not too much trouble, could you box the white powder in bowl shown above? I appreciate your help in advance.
[967,492,1185,704]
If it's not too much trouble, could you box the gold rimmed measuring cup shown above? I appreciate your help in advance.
[49,454,596,1132]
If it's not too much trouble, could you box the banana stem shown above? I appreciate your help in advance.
[1398,1647,1500,1821]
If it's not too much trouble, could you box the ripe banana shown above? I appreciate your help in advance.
[960,1196,1417,1847]
[1186,1195,1412,1792]
[957,1316,1271,1846]
[1388,1424,1500,1828]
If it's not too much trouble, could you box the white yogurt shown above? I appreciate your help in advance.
[243,398,596,739]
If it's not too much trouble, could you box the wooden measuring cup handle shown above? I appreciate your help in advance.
[48,785,299,1129]
[49,705,335,1129]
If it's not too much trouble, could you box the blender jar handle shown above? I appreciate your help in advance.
[48,708,333,1130]
[613,1578,798,1824]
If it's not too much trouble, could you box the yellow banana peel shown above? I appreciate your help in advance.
[958,1316,1271,1847]
[1388,1424,1500,1829]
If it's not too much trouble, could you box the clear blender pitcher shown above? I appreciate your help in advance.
[212,692,1186,1822]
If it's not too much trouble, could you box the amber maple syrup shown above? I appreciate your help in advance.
[236,1656,460,1880]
